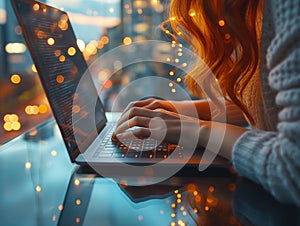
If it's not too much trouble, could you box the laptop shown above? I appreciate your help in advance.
[11,0,229,176]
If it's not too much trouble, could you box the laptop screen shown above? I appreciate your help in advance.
[11,0,107,161]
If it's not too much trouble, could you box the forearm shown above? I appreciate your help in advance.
[171,99,248,126]
[170,100,211,120]
[198,120,248,160]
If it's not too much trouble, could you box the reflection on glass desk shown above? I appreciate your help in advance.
[0,119,299,226]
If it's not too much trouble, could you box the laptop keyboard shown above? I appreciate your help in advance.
[92,128,183,159]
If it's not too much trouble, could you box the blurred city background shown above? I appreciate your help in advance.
[0,0,193,144]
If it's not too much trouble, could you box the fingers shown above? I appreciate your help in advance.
[113,117,201,147]
[115,120,181,144]
[117,107,159,128]
[143,99,173,111]
[116,107,181,133]
[122,98,157,115]
[122,98,176,117]
[115,116,151,134]
[113,99,192,143]
[116,127,151,140]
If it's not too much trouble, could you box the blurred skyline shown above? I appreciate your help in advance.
[0,0,188,144]
[46,0,122,42]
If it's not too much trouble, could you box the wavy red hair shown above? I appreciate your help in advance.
[165,0,263,124]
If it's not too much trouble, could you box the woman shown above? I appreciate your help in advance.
[113,0,300,206]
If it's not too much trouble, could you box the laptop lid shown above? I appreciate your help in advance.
[11,0,107,162]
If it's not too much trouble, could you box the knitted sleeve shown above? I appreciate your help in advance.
[232,0,300,206]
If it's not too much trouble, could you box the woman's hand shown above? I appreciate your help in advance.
[112,98,248,160]
[113,99,203,148]
[120,98,178,114]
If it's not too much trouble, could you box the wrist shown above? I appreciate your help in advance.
[197,120,248,160]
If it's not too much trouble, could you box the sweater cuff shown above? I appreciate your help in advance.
[232,130,276,184]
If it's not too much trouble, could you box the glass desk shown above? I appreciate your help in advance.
[0,119,299,226]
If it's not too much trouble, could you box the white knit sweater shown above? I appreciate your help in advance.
[232,0,300,206]
[233,0,300,206]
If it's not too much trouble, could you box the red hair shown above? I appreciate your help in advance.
[165,0,263,124]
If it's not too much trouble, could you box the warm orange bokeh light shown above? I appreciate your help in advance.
[224,33,231,40]
[219,19,225,27]
[11,121,21,130]
[189,9,196,17]
[100,36,109,44]
[58,20,68,31]
[104,80,113,89]
[228,183,236,191]
[123,37,132,45]
[56,75,64,84]
[4,122,13,131]
[151,0,159,5]
[32,64,37,72]
[59,55,66,62]
[25,106,32,115]
[10,74,21,84]
[72,105,81,114]
[68,47,76,56]
[38,104,48,114]
[54,50,61,57]
[33,3,40,11]
[47,37,55,46]
[195,195,201,202]
[3,114,21,131]
[8,114,19,122]
[137,8,143,15]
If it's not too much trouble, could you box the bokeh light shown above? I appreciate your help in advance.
[33,3,40,11]
[47,38,55,46]
[10,74,21,84]
[123,37,132,45]
[68,47,76,56]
